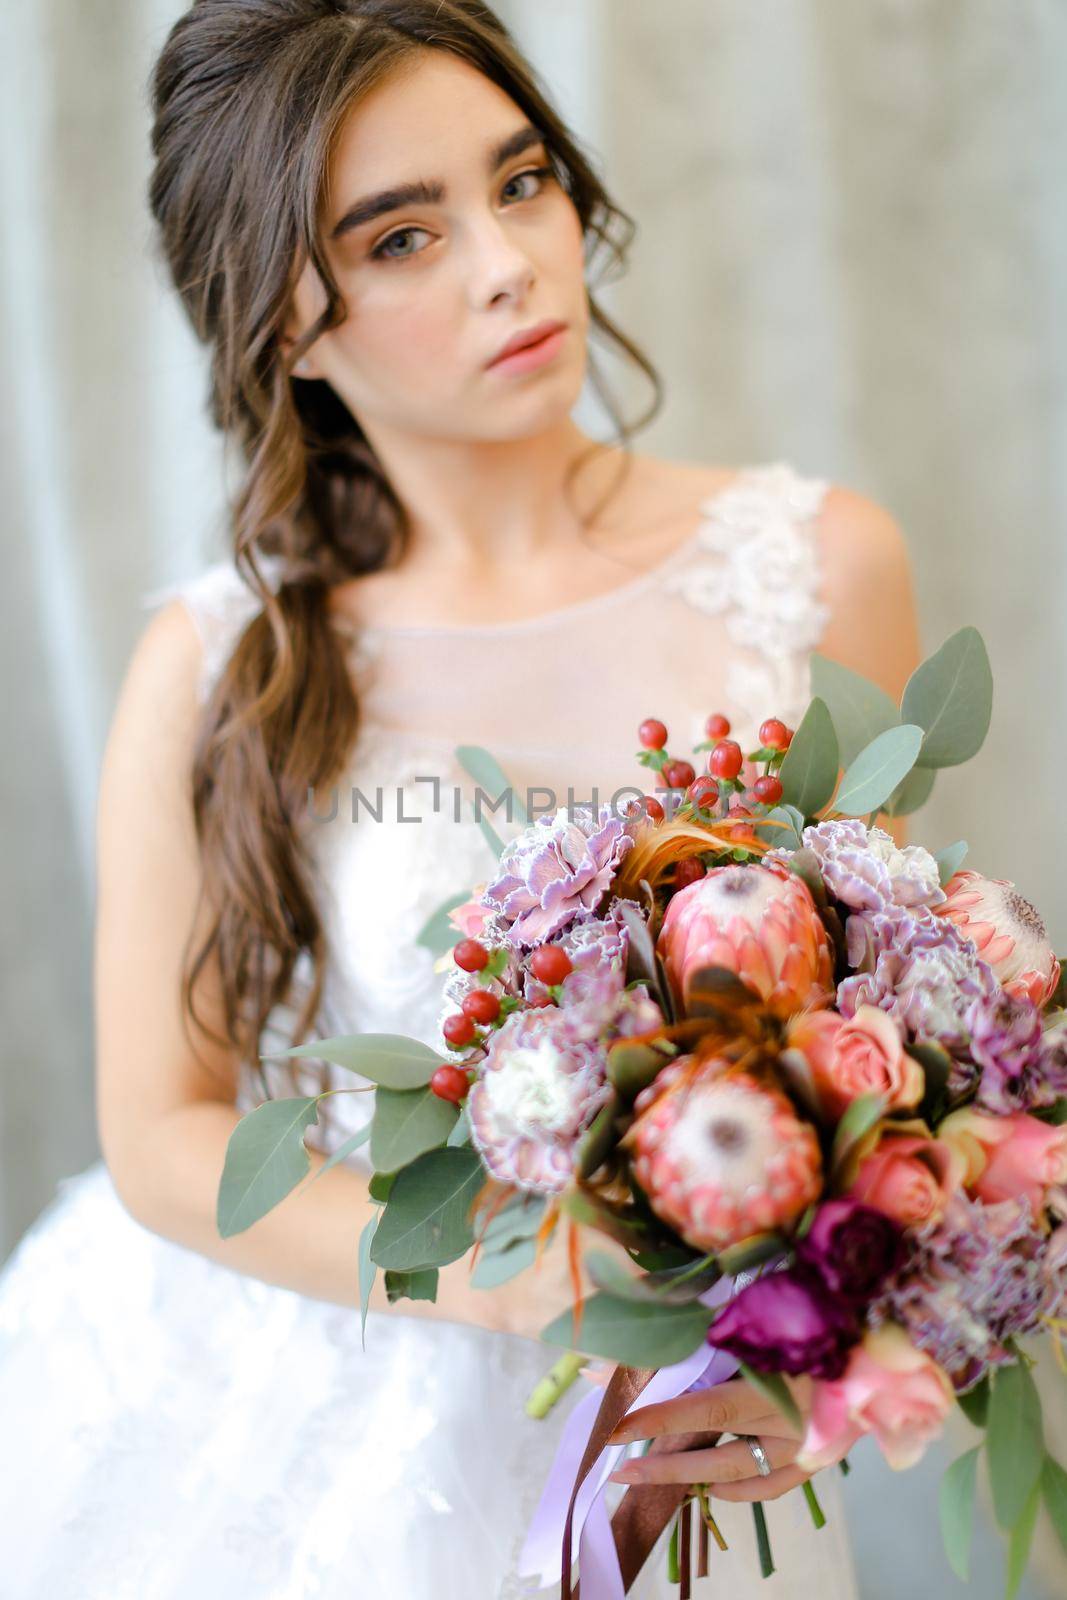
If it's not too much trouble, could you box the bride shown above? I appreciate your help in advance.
[0,2,922,1594]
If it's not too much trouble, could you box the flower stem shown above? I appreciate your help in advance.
[523,1352,585,1419]
[838,1455,851,1476]
[695,1486,729,1551]
[752,1502,775,1577]
[667,1514,681,1582]
[802,1479,826,1527]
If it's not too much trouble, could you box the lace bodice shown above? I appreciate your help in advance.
[140,460,831,1161]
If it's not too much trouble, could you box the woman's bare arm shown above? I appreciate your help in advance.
[92,596,579,1338]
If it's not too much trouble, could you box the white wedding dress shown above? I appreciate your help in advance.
[0,461,860,1597]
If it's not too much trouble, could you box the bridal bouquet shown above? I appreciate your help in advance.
[218,625,1067,1599]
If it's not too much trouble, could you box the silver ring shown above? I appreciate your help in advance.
[742,1435,772,1477]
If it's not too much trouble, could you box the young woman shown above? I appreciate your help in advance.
[0,3,921,1593]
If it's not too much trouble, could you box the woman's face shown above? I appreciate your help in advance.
[284,51,589,442]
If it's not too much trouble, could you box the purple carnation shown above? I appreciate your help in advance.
[966,988,1047,1114]
[868,1191,1057,1391]
[795,1198,906,1305]
[836,904,1000,1049]
[705,1262,861,1379]
[483,804,636,948]
[520,900,639,1007]
[769,817,946,917]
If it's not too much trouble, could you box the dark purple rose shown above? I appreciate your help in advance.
[705,1264,860,1379]
[795,1198,907,1304]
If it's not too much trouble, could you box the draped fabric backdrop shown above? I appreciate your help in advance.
[2,2,1064,1593]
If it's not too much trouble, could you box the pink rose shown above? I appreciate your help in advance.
[447,885,488,940]
[846,1123,962,1230]
[796,1324,955,1473]
[939,1107,1067,1224]
[788,1005,923,1121]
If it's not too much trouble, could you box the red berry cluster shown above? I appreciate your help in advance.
[432,936,575,1100]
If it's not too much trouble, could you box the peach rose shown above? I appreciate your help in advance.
[796,1323,955,1473]
[447,885,489,940]
[787,1005,923,1121]
[845,1121,963,1230]
[939,1107,1067,1224]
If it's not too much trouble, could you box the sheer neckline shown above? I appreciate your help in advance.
[327,464,753,641]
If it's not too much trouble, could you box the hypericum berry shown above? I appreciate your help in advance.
[638,718,669,750]
[529,944,573,986]
[781,726,795,748]
[452,938,489,972]
[759,718,790,751]
[686,776,719,811]
[662,759,697,790]
[673,857,707,890]
[708,740,744,781]
[641,795,666,823]
[705,712,731,739]
[442,1012,476,1047]
[753,774,784,806]
[461,989,501,1024]
[430,1063,471,1103]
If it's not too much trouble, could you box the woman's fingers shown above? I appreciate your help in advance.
[708,1461,813,1503]
[607,1376,806,1446]
[608,1433,800,1488]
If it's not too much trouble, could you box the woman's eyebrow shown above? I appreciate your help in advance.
[328,123,547,241]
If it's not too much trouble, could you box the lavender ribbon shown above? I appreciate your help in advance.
[517,1273,745,1598]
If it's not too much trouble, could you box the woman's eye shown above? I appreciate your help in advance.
[369,164,556,263]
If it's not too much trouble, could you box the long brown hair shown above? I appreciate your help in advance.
[147,0,664,1108]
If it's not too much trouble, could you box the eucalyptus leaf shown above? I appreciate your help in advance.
[479,1194,547,1251]
[716,1232,787,1277]
[986,1358,1045,1531]
[370,1146,484,1271]
[776,697,840,818]
[276,1032,442,1090]
[541,1291,712,1366]
[1041,1452,1067,1555]
[217,1095,320,1238]
[901,626,993,769]
[446,1105,473,1146]
[753,806,804,851]
[833,725,925,817]
[883,761,936,818]
[956,1373,990,1429]
[576,1093,622,1180]
[608,1039,674,1101]
[1004,1475,1042,1600]
[907,1040,953,1125]
[934,841,969,888]
[415,890,473,956]
[307,1122,371,1185]
[454,743,528,824]
[370,1085,458,1173]
[384,1268,439,1304]
[584,1249,670,1304]
[357,1211,377,1352]
[782,848,829,908]
[809,655,901,767]
[939,1445,980,1581]
[471,1234,539,1288]
[560,1189,651,1252]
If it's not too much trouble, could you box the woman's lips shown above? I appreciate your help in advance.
[486,324,568,375]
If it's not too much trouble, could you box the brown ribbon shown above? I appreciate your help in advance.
[561,1366,724,1600]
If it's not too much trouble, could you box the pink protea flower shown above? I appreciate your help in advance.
[466,1007,612,1194]
[933,869,1060,1007]
[623,1061,824,1252]
[655,862,835,1021]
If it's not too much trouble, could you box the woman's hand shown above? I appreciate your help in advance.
[605,1373,819,1503]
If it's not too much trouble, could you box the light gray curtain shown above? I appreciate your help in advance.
[3,2,1065,1593]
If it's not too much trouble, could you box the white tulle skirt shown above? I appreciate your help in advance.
[0,1160,859,1598]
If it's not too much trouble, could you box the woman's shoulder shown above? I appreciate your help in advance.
[138,552,286,704]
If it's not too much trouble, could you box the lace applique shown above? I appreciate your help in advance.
[664,461,832,742]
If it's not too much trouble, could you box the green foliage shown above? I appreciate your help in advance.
[306,1123,371,1187]
[541,1290,713,1366]
[736,1363,803,1433]
[939,1445,980,1581]
[829,1092,887,1180]
[384,1268,439,1304]
[369,1085,458,1172]
[808,654,901,766]
[901,626,993,769]
[357,1211,377,1351]
[776,697,839,817]
[415,891,473,956]
[217,1096,320,1238]
[985,1357,1045,1531]
[935,840,969,886]
[370,1147,484,1271]
[833,725,925,817]
[279,1033,441,1090]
